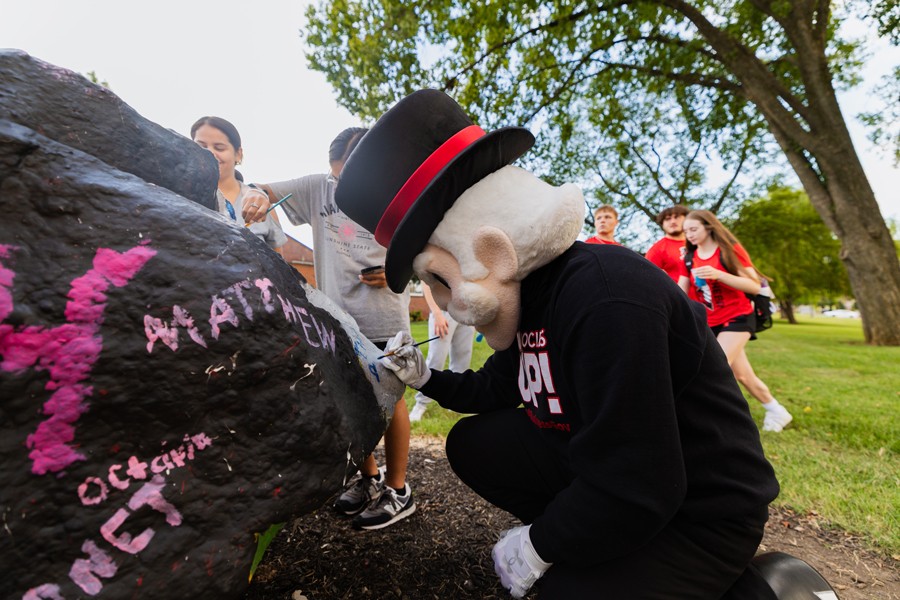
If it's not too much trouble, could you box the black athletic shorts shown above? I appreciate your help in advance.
[711,312,756,341]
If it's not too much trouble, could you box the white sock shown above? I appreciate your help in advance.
[763,399,783,412]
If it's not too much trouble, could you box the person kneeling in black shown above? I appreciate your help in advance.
[334,89,779,599]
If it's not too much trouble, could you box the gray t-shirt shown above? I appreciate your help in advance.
[216,183,287,250]
[267,174,410,343]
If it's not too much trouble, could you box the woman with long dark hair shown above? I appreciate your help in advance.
[191,116,285,251]
[677,210,792,432]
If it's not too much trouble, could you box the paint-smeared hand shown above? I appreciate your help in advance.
[380,331,430,389]
[242,189,271,224]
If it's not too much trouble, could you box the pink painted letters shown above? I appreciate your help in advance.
[69,540,118,595]
[22,584,65,600]
[100,508,155,554]
[77,477,108,506]
[208,294,238,340]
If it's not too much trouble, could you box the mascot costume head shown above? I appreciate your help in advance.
[335,89,584,351]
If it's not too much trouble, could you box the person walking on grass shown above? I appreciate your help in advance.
[645,204,689,281]
[408,283,476,422]
[246,128,415,530]
[676,210,792,433]
[584,205,621,245]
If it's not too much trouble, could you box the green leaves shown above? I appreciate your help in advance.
[302,0,859,246]
[733,187,851,305]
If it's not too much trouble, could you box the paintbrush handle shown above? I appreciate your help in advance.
[266,193,292,213]
[245,193,293,226]
[377,335,441,359]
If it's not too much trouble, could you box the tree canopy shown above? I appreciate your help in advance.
[732,187,851,322]
[305,0,900,344]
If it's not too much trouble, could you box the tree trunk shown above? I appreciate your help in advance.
[763,100,900,345]
[779,300,797,324]
[666,1,900,345]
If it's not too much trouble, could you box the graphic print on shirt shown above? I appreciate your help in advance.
[696,278,713,309]
[517,328,565,422]
[695,278,728,311]
[319,201,341,218]
[321,209,377,260]
[338,222,357,241]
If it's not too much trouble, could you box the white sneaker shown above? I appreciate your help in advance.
[409,402,428,422]
[762,406,793,432]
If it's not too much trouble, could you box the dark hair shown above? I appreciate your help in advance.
[684,210,768,281]
[234,169,244,183]
[328,127,368,164]
[191,116,242,151]
[656,204,690,225]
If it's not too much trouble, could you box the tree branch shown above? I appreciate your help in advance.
[628,140,679,204]
[814,0,831,49]
[678,134,705,203]
[598,168,659,222]
[712,140,749,213]
[655,0,819,146]
[765,118,840,234]
[519,63,601,124]
[595,60,742,93]
[446,0,636,86]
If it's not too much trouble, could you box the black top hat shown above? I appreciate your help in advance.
[335,89,535,293]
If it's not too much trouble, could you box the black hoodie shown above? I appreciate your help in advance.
[418,242,778,565]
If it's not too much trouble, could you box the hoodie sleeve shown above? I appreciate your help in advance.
[416,345,523,414]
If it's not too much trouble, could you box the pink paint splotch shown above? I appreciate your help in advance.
[0,244,156,475]
[0,245,17,321]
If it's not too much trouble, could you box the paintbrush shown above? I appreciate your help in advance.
[245,193,293,227]
[377,335,441,360]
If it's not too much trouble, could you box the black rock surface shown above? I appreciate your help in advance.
[0,49,219,209]
[0,120,403,600]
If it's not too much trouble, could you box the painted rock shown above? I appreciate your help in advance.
[0,49,219,210]
[0,119,404,600]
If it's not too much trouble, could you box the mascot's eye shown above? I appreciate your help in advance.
[431,273,450,289]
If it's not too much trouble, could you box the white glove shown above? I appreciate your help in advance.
[492,525,552,598]
[380,331,431,389]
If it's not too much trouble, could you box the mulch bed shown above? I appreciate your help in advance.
[243,436,900,600]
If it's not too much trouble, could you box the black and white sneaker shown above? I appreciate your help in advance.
[334,467,385,516]
[352,483,416,530]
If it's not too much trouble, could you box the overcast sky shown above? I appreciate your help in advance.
[3,0,899,249]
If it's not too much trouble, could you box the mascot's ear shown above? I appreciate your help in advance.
[472,226,518,282]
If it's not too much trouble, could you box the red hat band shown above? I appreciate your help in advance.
[373,125,486,247]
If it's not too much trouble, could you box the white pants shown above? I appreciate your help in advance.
[414,310,476,405]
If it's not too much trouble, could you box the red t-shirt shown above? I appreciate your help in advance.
[676,244,754,326]
[645,237,686,282]
[585,236,620,245]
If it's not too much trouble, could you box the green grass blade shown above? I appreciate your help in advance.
[250,522,285,581]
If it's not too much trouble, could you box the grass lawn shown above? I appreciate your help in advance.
[403,316,900,555]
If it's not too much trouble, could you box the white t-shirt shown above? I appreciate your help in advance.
[267,174,410,343]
